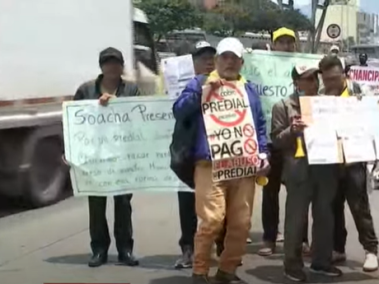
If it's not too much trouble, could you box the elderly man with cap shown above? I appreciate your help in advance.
[259,27,310,258]
[73,47,140,268]
[271,64,342,281]
[174,37,269,284]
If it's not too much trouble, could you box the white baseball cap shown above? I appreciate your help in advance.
[330,45,340,52]
[192,41,216,56]
[216,37,244,58]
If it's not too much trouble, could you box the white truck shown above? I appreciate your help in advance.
[0,0,159,207]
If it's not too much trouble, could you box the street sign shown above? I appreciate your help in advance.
[327,24,341,39]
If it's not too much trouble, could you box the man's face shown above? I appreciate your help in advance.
[321,66,345,96]
[215,52,243,80]
[359,54,367,65]
[101,58,123,79]
[295,74,319,96]
[273,36,295,52]
[193,51,215,75]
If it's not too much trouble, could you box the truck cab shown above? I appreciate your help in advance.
[0,0,158,207]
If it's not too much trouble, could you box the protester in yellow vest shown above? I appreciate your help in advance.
[259,27,312,258]
[318,55,379,272]
[272,65,342,281]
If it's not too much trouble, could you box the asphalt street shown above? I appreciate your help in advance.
[0,188,379,284]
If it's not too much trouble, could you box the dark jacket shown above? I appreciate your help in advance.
[173,75,268,162]
[73,75,140,101]
[270,93,308,183]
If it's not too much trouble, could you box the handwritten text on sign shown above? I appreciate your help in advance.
[242,50,323,138]
[201,82,259,182]
[62,97,187,196]
[300,96,377,164]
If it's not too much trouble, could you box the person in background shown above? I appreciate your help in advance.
[174,41,217,269]
[330,45,340,56]
[272,65,342,281]
[318,55,378,272]
[359,53,368,67]
[251,42,268,51]
[174,37,269,284]
[73,47,140,268]
[259,27,310,257]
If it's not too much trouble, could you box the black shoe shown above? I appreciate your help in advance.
[88,253,108,267]
[309,265,342,277]
[174,248,193,269]
[118,251,139,266]
[283,268,307,282]
[214,269,245,284]
[192,274,210,284]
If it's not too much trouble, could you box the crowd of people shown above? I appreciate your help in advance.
[67,27,378,284]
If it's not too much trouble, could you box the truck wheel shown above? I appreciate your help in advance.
[26,136,68,207]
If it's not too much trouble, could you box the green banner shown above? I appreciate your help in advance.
[242,50,323,138]
[63,97,188,196]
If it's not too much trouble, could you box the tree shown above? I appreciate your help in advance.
[137,0,202,42]
[203,0,312,35]
[202,12,232,37]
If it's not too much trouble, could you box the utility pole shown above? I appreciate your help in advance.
[307,0,330,53]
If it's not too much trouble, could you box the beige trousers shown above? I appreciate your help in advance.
[193,161,256,275]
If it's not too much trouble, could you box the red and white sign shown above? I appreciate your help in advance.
[201,81,260,182]
[349,66,379,95]
[349,66,379,86]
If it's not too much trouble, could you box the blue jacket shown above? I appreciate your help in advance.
[172,75,268,162]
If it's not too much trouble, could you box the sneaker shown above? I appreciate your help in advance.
[283,268,307,282]
[309,265,343,277]
[277,232,284,242]
[174,249,193,269]
[214,269,245,284]
[363,252,378,272]
[258,242,275,256]
[246,237,252,244]
[302,243,311,257]
[192,274,210,284]
[332,251,347,263]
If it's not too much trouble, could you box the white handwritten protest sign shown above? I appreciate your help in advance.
[201,81,259,182]
[300,96,341,164]
[300,96,376,164]
[63,97,187,196]
[161,55,195,98]
[242,50,323,138]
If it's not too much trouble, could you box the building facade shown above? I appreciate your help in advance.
[357,12,379,44]
[316,0,359,47]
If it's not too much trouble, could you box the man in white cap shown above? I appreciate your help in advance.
[173,37,269,283]
[271,65,342,281]
[330,45,340,56]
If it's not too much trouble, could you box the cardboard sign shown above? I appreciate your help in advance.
[201,81,259,182]
[300,96,376,164]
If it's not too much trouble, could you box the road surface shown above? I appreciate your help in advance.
[0,188,379,284]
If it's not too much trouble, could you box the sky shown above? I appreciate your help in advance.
[271,0,379,14]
